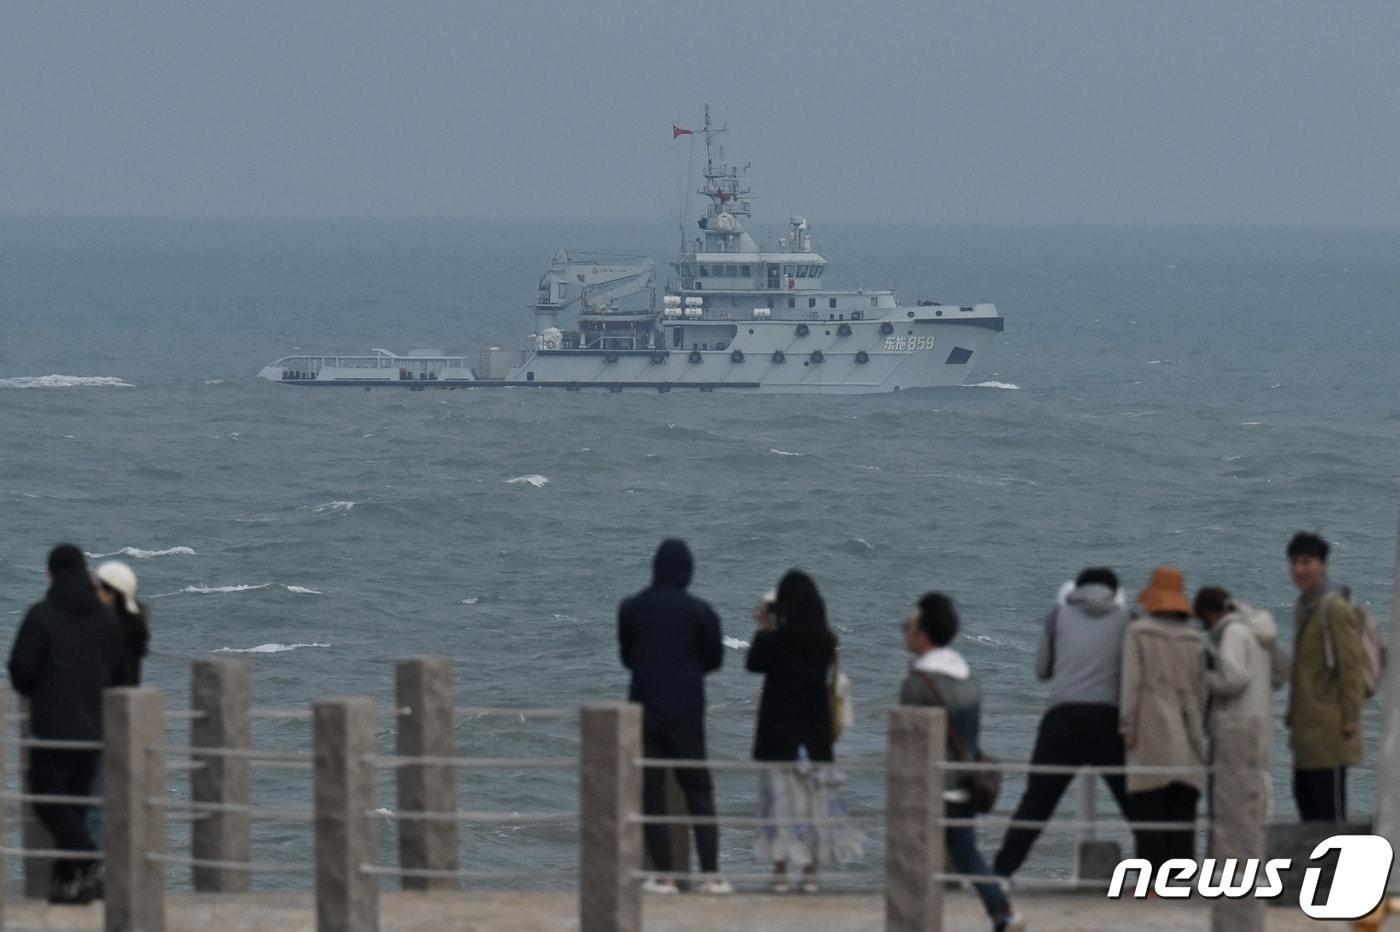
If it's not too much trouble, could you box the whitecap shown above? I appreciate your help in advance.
[769,448,803,457]
[460,597,479,605]
[285,585,323,595]
[213,642,330,654]
[204,379,225,385]
[312,501,355,513]
[723,636,750,651]
[87,546,196,560]
[1240,421,1262,427]
[183,583,272,594]
[0,375,133,389]
[506,475,549,488]
[967,381,1020,390]
[851,537,874,550]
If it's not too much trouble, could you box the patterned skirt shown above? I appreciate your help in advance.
[755,750,865,867]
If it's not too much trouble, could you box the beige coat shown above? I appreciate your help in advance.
[1120,614,1208,795]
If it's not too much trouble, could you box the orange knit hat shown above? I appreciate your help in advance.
[1137,565,1192,616]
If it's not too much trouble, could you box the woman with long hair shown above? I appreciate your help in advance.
[746,570,862,892]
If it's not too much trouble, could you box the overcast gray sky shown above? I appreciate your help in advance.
[3,2,1397,225]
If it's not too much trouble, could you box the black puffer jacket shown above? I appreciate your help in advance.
[617,540,724,735]
[9,567,131,740]
[747,628,835,762]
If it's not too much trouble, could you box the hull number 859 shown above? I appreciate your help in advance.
[885,336,935,352]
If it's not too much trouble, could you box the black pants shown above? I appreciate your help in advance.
[993,703,1131,877]
[642,721,718,874]
[29,749,101,881]
[1130,783,1199,868]
[1294,767,1348,822]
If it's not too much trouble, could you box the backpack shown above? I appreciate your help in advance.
[1321,592,1387,698]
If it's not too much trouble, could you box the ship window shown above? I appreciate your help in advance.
[796,265,808,278]
[783,265,794,276]
[726,264,737,276]
[813,266,822,277]
[766,297,774,308]
[698,265,708,276]
[787,298,795,308]
[732,298,740,307]
[808,298,817,308]
[871,297,878,308]
[829,298,837,309]
[741,265,751,276]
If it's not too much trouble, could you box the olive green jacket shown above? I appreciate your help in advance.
[1286,589,1365,769]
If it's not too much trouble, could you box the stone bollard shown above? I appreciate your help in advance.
[394,657,458,890]
[105,687,167,932]
[19,697,55,899]
[579,703,642,932]
[1210,715,1266,932]
[190,659,251,892]
[314,698,378,932]
[886,705,946,932]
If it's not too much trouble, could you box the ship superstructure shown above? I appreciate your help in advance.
[259,107,1004,393]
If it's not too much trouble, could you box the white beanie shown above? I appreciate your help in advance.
[94,561,139,614]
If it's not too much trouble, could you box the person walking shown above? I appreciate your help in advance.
[746,571,862,893]
[900,592,1023,932]
[8,544,131,904]
[617,538,730,894]
[88,560,152,843]
[1284,532,1365,822]
[1120,566,1208,868]
[993,567,1133,878]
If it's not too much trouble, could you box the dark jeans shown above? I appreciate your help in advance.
[1294,767,1348,822]
[993,703,1131,877]
[29,749,101,881]
[642,720,718,874]
[946,803,1011,921]
[1130,782,1199,869]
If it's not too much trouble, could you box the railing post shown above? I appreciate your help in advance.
[1210,715,1266,932]
[394,657,458,890]
[19,698,54,899]
[314,698,378,932]
[1373,508,1400,891]
[190,658,251,892]
[579,702,641,932]
[0,690,8,925]
[105,686,167,932]
[1073,770,1120,881]
[886,705,945,932]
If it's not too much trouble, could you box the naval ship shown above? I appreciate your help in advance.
[258,108,1004,394]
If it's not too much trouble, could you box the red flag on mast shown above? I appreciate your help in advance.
[672,124,694,139]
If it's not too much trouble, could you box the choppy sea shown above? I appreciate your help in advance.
[2,217,1397,888]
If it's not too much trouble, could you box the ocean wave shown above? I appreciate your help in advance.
[967,381,1020,390]
[0,375,133,389]
[312,501,355,513]
[506,475,549,488]
[213,642,330,654]
[87,546,196,560]
[722,636,750,651]
[768,448,803,457]
[461,597,479,605]
[182,583,271,594]
[285,585,323,595]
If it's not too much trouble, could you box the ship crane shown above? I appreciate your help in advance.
[532,251,655,332]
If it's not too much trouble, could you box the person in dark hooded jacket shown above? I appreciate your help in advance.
[617,538,729,894]
[9,544,131,904]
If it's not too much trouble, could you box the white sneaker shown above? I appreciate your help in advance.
[701,878,734,895]
[641,877,679,894]
[994,914,1026,932]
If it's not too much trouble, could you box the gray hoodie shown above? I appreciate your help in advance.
[1034,583,1132,709]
